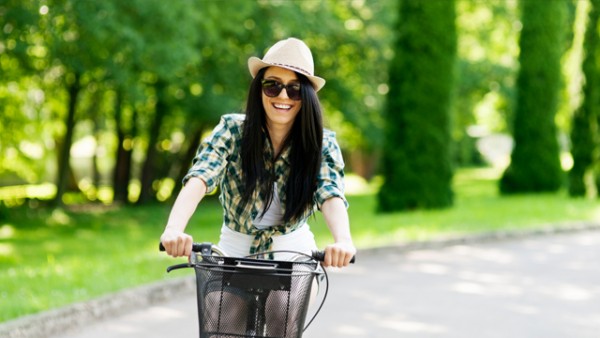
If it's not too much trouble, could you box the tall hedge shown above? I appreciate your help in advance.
[378,0,457,211]
[500,0,567,194]
[569,0,600,196]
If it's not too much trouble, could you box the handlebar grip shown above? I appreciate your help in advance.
[312,250,356,264]
[159,242,208,253]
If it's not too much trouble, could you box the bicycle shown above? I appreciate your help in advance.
[159,242,354,338]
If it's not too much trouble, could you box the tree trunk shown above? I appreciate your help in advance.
[112,89,132,204]
[137,80,168,204]
[52,72,81,207]
[91,91,103,195]
[377,0,457,211]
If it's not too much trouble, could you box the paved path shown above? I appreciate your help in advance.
[59,230,600,338]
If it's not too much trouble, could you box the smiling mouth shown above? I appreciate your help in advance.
[273,103,292,110]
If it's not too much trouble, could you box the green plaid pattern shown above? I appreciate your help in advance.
[183,114,347,256]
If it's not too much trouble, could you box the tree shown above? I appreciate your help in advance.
[41,0,118,206]
[0,1,64,186]
[500,0,568,194]
[309,0,397,178]
[378,0,457,211]
[569,0,600,197]
[100,0,201,204]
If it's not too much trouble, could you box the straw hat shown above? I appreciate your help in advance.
[248,37,326,91]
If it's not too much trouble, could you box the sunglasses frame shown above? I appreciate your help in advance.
[261,79,302,101]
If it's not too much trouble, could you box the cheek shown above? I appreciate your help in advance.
[293,102,302,116]
[262,94,272,112]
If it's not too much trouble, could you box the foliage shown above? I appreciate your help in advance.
[2,0,599,206]
[378,0,457,211]
[0,0,396,203]
[500,0,568,193]
[569,0,600,196]
[0,1,64,185]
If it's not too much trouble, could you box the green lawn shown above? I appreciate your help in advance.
[320,168,600,248]
[1,167,599,322]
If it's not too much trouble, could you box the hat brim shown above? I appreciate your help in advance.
[248,56,326,92]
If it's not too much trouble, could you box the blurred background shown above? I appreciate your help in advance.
[1,0,600,324]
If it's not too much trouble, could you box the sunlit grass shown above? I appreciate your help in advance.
[1,167,599,322]
[0,198,223,322]
[311,168,600,247]
[0,184,56,207]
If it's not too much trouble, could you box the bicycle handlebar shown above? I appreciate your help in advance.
[159,242,207,253]
[159,242,355,264]
[310,250,356,264]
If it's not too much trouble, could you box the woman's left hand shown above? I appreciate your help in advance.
[322,241,356,268]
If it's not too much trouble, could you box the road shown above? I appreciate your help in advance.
[59,230,600,338]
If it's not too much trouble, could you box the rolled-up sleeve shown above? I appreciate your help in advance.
[315,130,348,210]
[183,116,233,194]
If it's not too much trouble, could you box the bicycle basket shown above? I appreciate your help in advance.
[193,255,320,338]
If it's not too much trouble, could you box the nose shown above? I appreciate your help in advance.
[278,87,290,99]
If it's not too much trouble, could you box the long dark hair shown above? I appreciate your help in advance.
[241,67,323,223]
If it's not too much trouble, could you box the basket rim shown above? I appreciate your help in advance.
[192,258,321,277]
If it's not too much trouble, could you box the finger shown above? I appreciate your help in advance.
[324,248,332,268]
[169,241,178,257]
[176,237,185,257]
[162,235,177,257]
[344,253,353,266]
[163,241,174,256]
[336,253,345,268]
[340,250,348,267]
[170,238,178,257]
[329,247,340,268]
[336,249,346,268]
[183,236,193,257]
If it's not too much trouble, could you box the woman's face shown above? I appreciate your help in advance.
[262,66,302,133]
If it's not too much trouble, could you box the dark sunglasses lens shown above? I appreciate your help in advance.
[262,80,282,97]
[286,85,301,100]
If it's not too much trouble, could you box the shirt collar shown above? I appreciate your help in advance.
[278,146,291,164]
[262,130,291,165]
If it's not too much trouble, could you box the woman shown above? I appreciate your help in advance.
[160,37,355,268]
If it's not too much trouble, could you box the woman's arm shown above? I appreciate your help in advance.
[160,177,207,257]
[320,197,356,268]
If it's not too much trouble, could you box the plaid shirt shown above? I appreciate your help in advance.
[183,114,347,256]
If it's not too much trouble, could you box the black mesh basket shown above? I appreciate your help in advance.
[193,254,321,338]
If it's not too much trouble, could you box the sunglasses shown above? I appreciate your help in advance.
[261,79,302,101]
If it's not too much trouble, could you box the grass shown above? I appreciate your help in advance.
[312,168,600,248]
[0,199,223,323]
[1,167,599,322]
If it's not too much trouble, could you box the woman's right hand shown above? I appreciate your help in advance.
[160,227,193,257]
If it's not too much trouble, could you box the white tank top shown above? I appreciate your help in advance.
[253,183,284,229]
